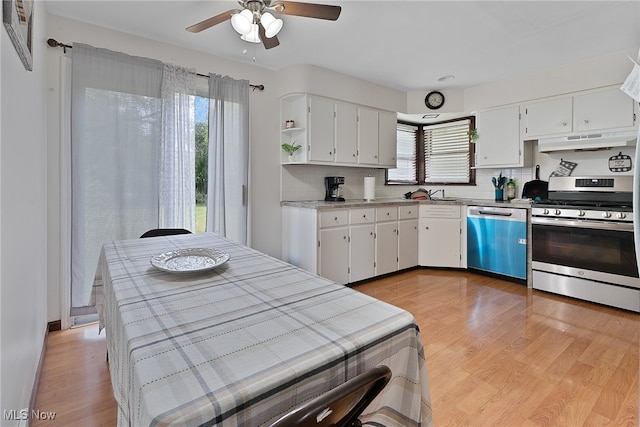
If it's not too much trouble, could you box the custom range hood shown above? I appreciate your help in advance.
[538,129,638,152]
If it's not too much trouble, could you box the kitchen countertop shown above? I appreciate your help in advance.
[281,198,534,210]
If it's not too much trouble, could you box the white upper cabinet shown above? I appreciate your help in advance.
[475,105,530,168]
[522,86,638,140]
[280,93,397,168]
[307,96,336,163]
[573,87,637,132]
[335,101,358,163]
[378,111,398,168]
[522,97,573,138]
[357,107,379,165]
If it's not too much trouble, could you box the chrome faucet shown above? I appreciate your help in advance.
[428,189,445,199]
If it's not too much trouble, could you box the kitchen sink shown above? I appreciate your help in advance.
[429,197,457,202]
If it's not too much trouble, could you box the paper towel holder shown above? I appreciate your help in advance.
[364,175,376,201]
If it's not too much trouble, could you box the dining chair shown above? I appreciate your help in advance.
[269,365,392,427]
[140,228,192,238]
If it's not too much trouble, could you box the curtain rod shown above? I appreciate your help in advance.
[46,38,265,91]
[195,73,264,91]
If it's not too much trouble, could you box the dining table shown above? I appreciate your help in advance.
[92,232,433,426]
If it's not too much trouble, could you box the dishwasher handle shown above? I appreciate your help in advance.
[476,210,513,217]
[467,206,527,221]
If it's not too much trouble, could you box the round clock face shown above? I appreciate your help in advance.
[425,91,445,109]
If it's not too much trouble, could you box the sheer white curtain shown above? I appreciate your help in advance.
[159,64,196,230]
[71,44,163,314]
[206,74,249,244]
[71,44,196,315]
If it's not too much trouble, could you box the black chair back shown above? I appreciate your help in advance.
[269,365,392,427]
[140,228,192,238]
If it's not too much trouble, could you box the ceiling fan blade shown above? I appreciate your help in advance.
[272,1,341,20]
[186,9,235,33]
[258,22,280,49]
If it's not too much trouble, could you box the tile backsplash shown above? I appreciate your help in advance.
[280,146,635,202]
[280,164,536,201]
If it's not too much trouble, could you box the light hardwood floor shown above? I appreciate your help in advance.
[33,269,639,426]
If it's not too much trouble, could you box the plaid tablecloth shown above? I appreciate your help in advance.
[93,233,432,426]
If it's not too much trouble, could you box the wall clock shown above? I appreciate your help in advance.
[425,91,445,110]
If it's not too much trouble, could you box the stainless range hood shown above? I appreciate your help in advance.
[537,129,638,152]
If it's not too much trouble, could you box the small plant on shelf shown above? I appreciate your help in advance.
[281,142,301,156]
[467,129,479,142]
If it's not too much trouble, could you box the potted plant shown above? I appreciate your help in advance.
[467,129,479,143]
[281,142,301,161]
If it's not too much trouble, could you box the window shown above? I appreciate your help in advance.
[387,117,475,185]
[387,123,418,184]
[195,96,209,233]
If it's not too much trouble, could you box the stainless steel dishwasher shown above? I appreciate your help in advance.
[466,206,527,281]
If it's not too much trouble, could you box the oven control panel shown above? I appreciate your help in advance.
[532,207,633,222]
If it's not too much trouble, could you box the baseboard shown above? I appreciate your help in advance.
[27,325,49,426]
[47,320,61,332]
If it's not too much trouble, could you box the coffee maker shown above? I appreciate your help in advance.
[324,176,345,202]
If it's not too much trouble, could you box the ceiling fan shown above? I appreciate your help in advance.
[186,0,341,50]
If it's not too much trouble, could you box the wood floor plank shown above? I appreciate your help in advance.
[33,268,638,426]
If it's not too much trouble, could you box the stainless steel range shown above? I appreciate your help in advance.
[531,175,640,312]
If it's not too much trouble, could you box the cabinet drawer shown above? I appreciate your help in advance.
[376,206,398,222]
[420,204,460,218]
[350,208,376,224]
[319,210,349,228]
[398,205,419,220]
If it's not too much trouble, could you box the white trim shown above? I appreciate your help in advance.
[59,56,73,330]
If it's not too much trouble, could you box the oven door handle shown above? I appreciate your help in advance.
[532,217,634,231]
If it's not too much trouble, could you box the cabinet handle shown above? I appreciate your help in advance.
[561,122,567,127]
[363,214,367,218]
[583,119,589,124]
[334,217,338,221]
[425,226,429,230]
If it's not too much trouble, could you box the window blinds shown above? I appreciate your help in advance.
[388,123,418,183]
[423,119,470,183]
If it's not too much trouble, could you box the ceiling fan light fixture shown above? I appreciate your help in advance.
[260,12,283,38]
[231,9,253,35]
[240,23,261,43]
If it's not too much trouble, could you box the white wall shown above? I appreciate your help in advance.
[1,1,49,423]
[277,63,406,113]
[465,49,638,111]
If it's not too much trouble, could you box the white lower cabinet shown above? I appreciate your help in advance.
[319,227,349,285]
[282,203,419,285]
[418,204,466,268]
[398,219,418,270]
[398,205,419,270]
[349,208,376,282]
[349,224,375,282]
[317,209,350,285]
[375,206,399,276]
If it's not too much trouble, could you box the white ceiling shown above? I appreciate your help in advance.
[45,1,640,93]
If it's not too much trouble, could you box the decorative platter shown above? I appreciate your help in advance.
[150,248,230,273]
